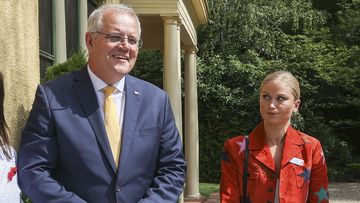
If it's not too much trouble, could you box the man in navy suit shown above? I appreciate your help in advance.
[17,3,186,203]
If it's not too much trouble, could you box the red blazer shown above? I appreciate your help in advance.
[220,122,329,203]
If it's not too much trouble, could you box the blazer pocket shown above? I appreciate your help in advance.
[139,127,161,137]
[51,105,72,111]
[293,166,311,188]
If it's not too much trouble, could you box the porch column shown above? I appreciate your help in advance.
[78,0,88,52]
[162,16,183,136]
[184,46,200,199]
[54,0,67,63]
[162,16,183,203]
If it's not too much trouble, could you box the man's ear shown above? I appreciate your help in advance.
[85,32,93,50]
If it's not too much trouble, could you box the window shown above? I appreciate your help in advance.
[65,0,79,57]
[39,0,99,78]
[88,0,98,16]
[39,0,54,78]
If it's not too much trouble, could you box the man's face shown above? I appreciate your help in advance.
[86,11,140,84]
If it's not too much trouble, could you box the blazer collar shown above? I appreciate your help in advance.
[249,122,305,171]
[249,122,304,149]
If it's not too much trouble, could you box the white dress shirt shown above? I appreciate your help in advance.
[87,65,126,132]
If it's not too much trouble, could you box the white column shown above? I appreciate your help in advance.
[78,0,88,52]
[184,46,200,199]
[162,16,182,137]
[54,0,67,63]
[162,16,183,203]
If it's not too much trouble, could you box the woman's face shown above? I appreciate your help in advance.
[259,79,300,127]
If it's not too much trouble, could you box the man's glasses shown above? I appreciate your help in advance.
[93,31,143,48]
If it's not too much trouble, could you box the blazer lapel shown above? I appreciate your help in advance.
[250,123,276,172]
[73,67,116,172]
[281,126,304,168]
[117,75,141,173]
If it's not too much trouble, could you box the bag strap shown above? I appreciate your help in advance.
[242,135,249,203]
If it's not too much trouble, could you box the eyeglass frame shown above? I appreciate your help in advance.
[92,31,143,48]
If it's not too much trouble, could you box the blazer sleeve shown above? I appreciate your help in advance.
[308,140,329,203]
[220,137,242,203]
[17,85,86,203]
[138,94,186,203]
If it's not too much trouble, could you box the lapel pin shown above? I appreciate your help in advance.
[134,91,140,95]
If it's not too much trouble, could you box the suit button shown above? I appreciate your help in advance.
[115,185,121,192]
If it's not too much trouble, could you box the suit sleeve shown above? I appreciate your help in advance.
[138,94,186,203]
[17,85,86,203]
[308,140,329,203]
[220,139,241,203]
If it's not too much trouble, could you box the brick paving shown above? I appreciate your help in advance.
[329,182,360,203]
[196,182,360,203]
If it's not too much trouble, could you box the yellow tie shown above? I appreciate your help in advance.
[103,86,121,167]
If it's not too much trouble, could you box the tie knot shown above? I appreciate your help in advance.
[103,86,116,97]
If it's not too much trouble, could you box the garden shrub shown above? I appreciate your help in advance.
[43,49,87,82]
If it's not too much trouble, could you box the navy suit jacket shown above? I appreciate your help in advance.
[17,67,186,203]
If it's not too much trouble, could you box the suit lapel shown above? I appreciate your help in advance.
[73,67,116,172]
[117,75,141,173]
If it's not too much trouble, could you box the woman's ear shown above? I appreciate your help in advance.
[293,99,301,112]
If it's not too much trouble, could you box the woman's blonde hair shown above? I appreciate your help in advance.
[259,71,300,100]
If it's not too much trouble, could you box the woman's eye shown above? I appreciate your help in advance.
[262,95,270,100]
[277,96,286,101]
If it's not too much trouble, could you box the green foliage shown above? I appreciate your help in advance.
[42,50,87,82]
[345,163,360,181]
[333,0,360,45]
[198,0,328,59]
[199,183,220,198]
[21,193,32,203]
[195,0,360,182]
[131,50,163,88]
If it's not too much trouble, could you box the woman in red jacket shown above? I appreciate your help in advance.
[220,71,329,203]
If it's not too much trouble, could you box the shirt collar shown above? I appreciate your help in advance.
[87,65,125,93]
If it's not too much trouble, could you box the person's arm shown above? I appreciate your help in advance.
[17,85,86,203]
[138,95,186,203]
[220,138,241,203]
[307,140,329,203]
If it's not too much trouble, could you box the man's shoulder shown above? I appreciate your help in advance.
[42,67,84,88]
[127,74,164,93]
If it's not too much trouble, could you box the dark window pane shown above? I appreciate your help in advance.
[65,0,79,57]
[39,0,54,78]
[39,0,53,54]
[40,51,55,78]
[88,0,98,16]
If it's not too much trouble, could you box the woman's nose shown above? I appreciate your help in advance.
[269,101,276,109]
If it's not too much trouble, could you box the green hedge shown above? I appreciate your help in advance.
[43,49,87,82]
[345,163,360,181]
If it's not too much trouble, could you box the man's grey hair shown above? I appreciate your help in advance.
[87,3,141,38]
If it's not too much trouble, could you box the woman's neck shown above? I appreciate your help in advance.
[264,122,290,146]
